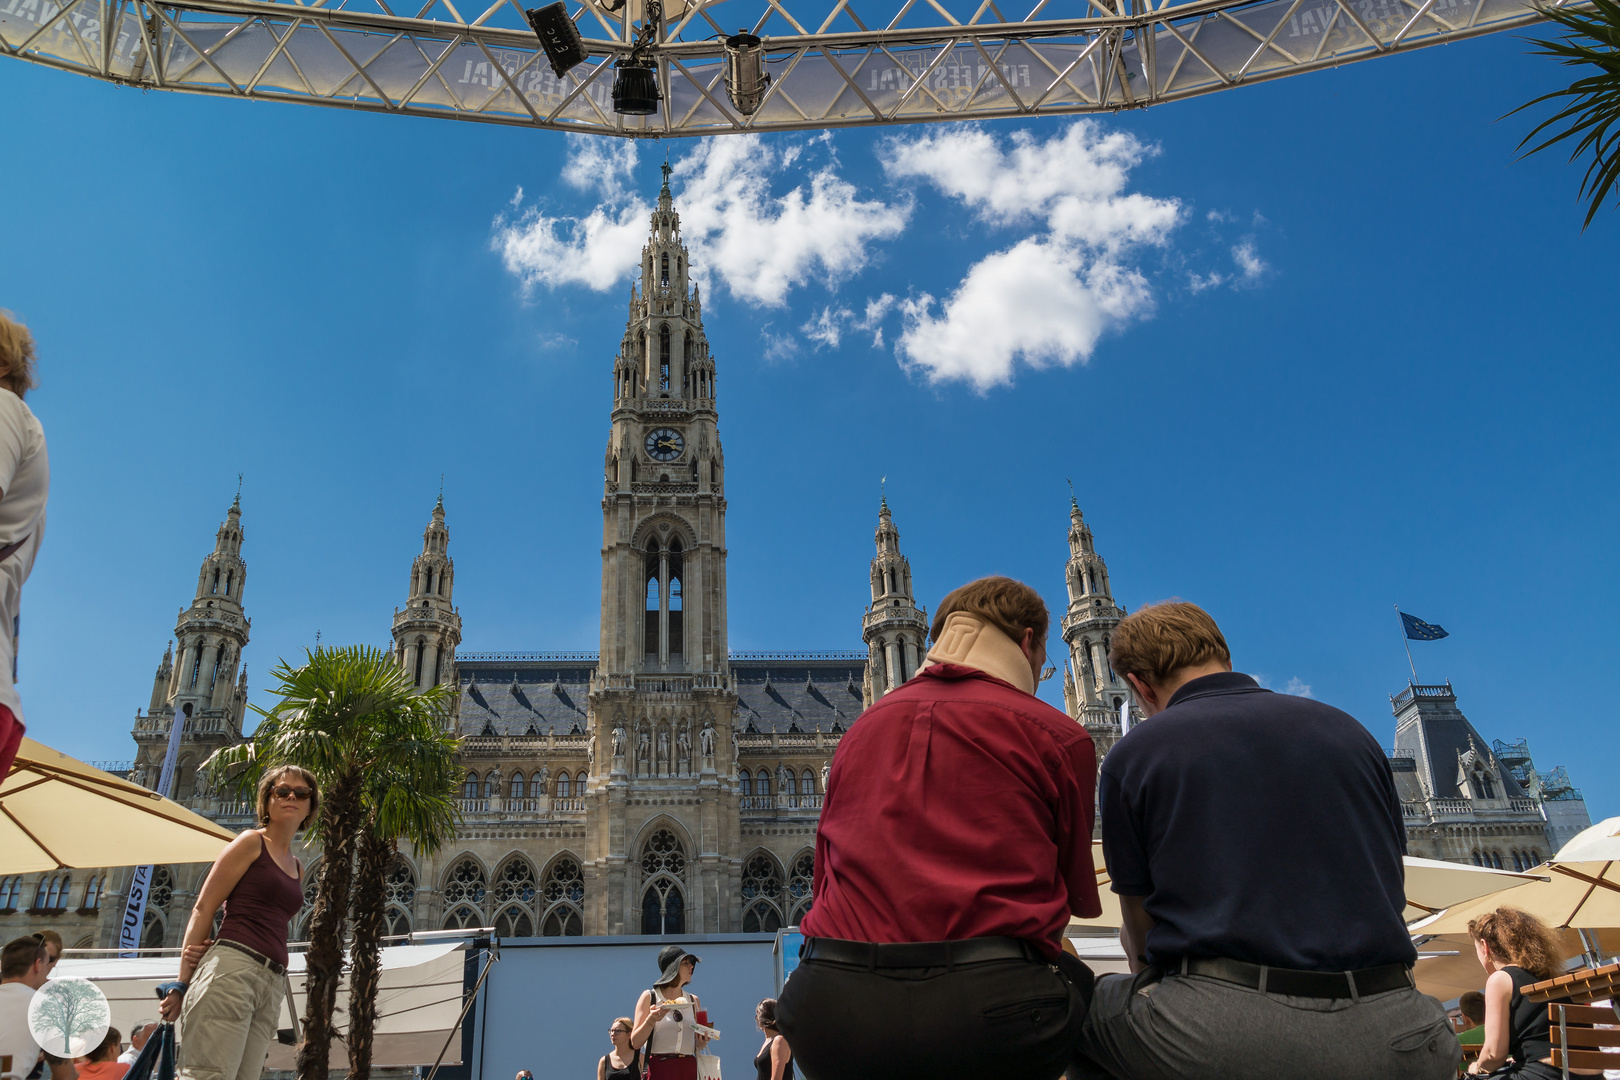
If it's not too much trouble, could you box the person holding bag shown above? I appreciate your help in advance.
[631,947,707,1080]
[157,766,318,1080]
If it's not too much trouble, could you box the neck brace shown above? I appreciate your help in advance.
[923,612,1036,695]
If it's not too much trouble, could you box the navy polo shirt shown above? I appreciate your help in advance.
[1100,672,1415,972]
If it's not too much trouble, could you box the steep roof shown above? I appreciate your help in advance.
[1390,682,1525,800]
[456,653,868,735]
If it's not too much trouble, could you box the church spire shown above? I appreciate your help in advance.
[862,495,928,706]
[393,494,462,718]
[1060,491,1129,757]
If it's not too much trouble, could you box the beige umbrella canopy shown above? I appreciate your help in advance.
[1415,861,1620,936]
[1556,817,1620,862]
[1068,845,1542,931]
[1,738,237,872]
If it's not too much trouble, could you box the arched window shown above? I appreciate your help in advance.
[483,773,498,799]
[1471,850,1482,867]
[141,909,166,950]
[492,857,538,938]
[293,867,319,941]
[190,641,204,689]
[788,852,814,924]
[35,877,53,909]
[661,253,670,286]
[149,867,173,913]
[1529,849,1542,865]
[739,769,751,796]
[640,829,687,935]
[224,570,233,596]
[442,858,488,930]
[531,771,546,795]
[557,773,571,797]
[211,569,220,594]
[541,857,585,937]
[0,876,19,909]
[645,556,661,659]
[659,325,671,392]
[510,774,526,800]
[756,771,771,797]
[414,637,426,687]
[210,644,226,688]
[462,772,479,800]
[801,769,815,794]
[385,856,415,937]
[577,771,588,794]
[82,875,103,910]
[782,771,796,797]
[431,645,442,687]
[1491,851,1504,870]
[1481,775,1497,799]
[741,854,783,933]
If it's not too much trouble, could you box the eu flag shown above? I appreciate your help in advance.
[1400,612,1449,641]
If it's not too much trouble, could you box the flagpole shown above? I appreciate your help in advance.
[1395,605,1418,684]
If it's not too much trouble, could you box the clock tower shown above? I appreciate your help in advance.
[587,165,739,934]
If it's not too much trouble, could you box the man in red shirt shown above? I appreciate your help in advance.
[777,576,1100,1080]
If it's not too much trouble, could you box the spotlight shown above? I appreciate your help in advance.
[612,59,661,114]
[723,31,769,115]
[525,2,586,78]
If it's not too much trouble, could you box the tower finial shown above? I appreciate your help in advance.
[232,473,243,511]
[880,475,888,513]
[1067,477,1077,509]
[437,473,444,512]
[660,156,672,196]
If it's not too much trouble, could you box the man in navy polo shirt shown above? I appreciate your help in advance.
[1070,601,1458,1080]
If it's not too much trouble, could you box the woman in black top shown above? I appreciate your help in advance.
[598,1017,641,1080]
[754,999,792,1080]
[1465,907,1599,1078]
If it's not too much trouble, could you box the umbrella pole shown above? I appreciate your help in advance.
[426,940,499,1080]
[1578,928,1605,968]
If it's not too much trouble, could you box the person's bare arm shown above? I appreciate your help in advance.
[770,1035,791,1080]
[1469,971,1514,1073]
[157,831,263,1019]
[630,990,665,1050]
[1118,894,1156,975]
[597,1056,607,1080]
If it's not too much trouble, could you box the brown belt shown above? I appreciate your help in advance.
[215,938,287,977]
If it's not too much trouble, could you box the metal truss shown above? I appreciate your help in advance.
[0,0,1562,136]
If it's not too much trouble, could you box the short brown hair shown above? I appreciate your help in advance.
[1457,990,1485,1024]
[0,935,45,978]
[1109,600,1231,686]
[1468,907,1566,981]
[90,1028,121,1063]
[36,930,61,952]
[0,312,38,399]
[931,576,1048,647]
[257,765,319,829]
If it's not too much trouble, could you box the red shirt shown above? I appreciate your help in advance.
[801,663,1100,958]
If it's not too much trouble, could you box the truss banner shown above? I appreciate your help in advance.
[0,0,1550,135]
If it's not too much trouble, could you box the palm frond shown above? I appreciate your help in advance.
[1511,0,1620,227]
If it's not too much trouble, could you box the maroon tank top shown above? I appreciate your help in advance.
[217,833,303,967]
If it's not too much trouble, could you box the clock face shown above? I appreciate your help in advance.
[646,428,684,462]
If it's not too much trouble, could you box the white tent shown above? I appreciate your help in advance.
[57,942,470,1068]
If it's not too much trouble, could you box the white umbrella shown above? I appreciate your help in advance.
[1556,817,1620,862]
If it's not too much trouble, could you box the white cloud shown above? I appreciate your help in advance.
[895,238,1154,391]
[561,135,639,201]
[880,123,1177,389]
[801,306,852,348]
[673,137,910,307]
[495,135,908,308]
[882,122,1180,250]
[1187,271,1227,294]
[1232,238,1266,282]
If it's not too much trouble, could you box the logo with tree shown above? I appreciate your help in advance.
[27,977,111,1057]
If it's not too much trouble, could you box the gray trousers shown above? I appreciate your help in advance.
[1068,967,1461,1080]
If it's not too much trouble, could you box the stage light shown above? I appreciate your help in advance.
[723,31,769,115]
[612,60,661,114]
[525,2,586,78]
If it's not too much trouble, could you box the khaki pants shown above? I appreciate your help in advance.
[177,944,284,1080]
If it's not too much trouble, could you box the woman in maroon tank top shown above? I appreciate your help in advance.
[158,766,318,1080]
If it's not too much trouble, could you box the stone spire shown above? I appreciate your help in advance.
[1059,492,1129,759]
[393,495,462,720]
[862,495,929,707]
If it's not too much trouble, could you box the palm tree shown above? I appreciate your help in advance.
[1513,0,1620,227]
[346,731,460,1080]
[205,645,457,1080]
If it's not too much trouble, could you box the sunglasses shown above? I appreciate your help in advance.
[30,933,58,965]
[272,785,312,801]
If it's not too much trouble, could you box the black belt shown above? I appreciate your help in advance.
[800,936,1041,970]
[214,938,287,977]
[1170,956,1413,999]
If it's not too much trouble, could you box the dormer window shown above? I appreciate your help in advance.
[661,254,670,286]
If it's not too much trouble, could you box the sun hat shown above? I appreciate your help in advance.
[653,944,701,987]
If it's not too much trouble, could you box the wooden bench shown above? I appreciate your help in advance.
[1523,961,1620,1006]
[1514,964,1620,1079]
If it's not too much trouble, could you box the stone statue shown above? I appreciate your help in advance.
[638,729,650,763]
[588,732,597,768]
[676,728,690,761]
[776,763,791,791]
[821,761,830,792]
[658,728,670,765]
[613,723,626,757]
[535,763,549,792]
[699,721,715,759]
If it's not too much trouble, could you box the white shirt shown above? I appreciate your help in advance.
[0,981,41,1079]
[0,389,47,723]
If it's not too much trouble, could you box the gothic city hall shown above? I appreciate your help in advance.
[3,175,1586,953]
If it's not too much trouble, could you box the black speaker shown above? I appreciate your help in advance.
[612,61,661,115]
[525,2,586,77]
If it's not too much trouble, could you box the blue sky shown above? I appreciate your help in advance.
[1,26,1616,819]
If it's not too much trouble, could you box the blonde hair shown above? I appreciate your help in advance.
[611,1016,633,1034]
[1109,600,1231,687]
[256,765,319,829]
[0,312,38,399]
[1468,907,1566,981]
